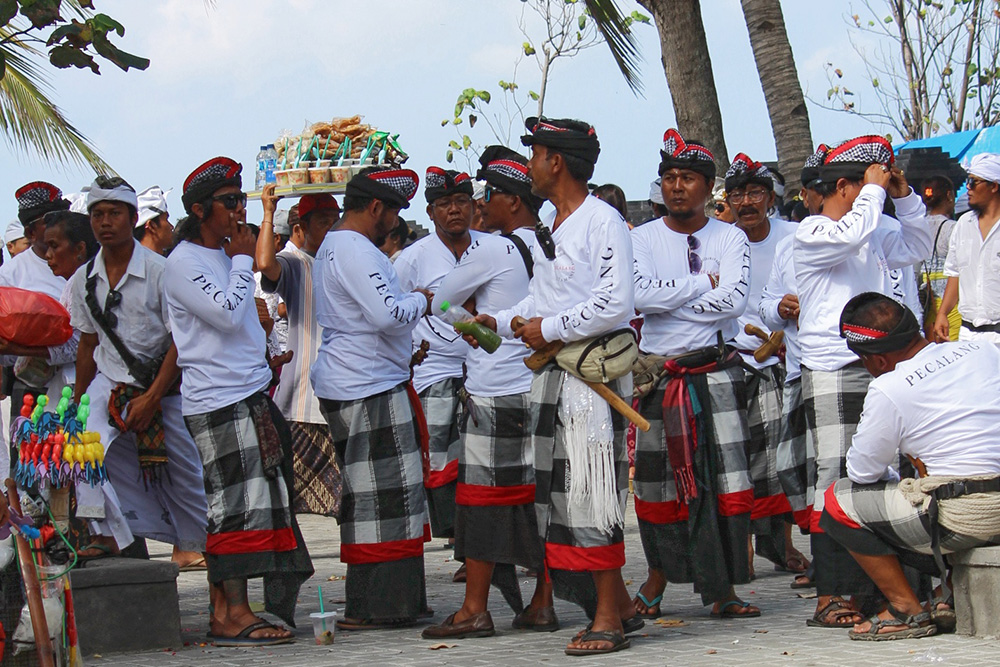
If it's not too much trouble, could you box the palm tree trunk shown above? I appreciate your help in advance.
[639,0,729,174]
[739,0,813,193]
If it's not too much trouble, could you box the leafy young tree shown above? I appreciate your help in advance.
[819,0,1000,141]
[1,0,148,171]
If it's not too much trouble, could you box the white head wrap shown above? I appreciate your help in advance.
[87,178,139,212]
[472,179,486,201]
[136,186,171,227]
[967,153,1000,185]
[66,190,89,214]
[4,219,24,243]
[648,178,664,205]
[272,209,291,236]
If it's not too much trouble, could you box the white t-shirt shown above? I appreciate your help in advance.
[759,234,802,381]
[432,228,535,397]
[632,216,750,356]
[395,231,485,394]
[0,246,66,299]
[793,185,931,371]
[68,241,172,387]
[311,229,427,402]
[734,217,797,369]
[944,210,1000,327]
[847,341,1000,483]
[163,242,271,416]
[496,196,634,342]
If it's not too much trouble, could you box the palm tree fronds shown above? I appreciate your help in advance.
[584,0,643,94]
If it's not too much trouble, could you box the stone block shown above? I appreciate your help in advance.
[952,546,1000,638]
[69,557,181,654]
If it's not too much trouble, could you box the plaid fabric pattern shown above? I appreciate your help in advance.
[183,394,295,542]
[823,478,1000,561]
[801,364,872,531]
[318,384,428,555]
[775,378,816,529]
[289,421,342,517]
[532,366,630,567]
[804,145,829,169]
[824,135,893,166]
[15,182,62,209]
[419,376,463,483]
[745,365,789,519]
[365,167,419,201]
[183,157,241,193]
[486,159,529,182]
[634,364,752,517]
[661,128,715,163]
[726,153,772,181]
[458,392,534,492]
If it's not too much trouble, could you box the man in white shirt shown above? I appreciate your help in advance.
[631,129,758,622]
[257,191,341,517]
[823,292,1000,640]
[473,117,638,656]
[935,153,1000,345]
[312,166,433,630]
[424,146,554,640]
[133,186,173,256]
[5,219,28,258]
[793,135,931,628]
[165,157,313,646]
[395,168,484,546]
[724,154,800,575]
[71,177,208,570]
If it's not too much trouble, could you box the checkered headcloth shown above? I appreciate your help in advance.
[658,128,716,180]
[521,116,600,165]
[818,135,893,182]
[800,143,829,187]
[476,145,542,214]
[724,152,773,192]
[346,166,420,209]
[181,157,243,214]
[424,167,473,203]
[15,181,70,225]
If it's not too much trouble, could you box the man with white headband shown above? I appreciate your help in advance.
[4,219,28,259]
[935,152,1000,345]
[134,186,173,255]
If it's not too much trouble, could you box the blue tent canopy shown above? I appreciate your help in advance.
[894,128,982,160]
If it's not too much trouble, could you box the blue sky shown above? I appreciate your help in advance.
[1,0,883,226]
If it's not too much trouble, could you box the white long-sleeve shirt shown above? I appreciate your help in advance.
[163,242,270,416]
[759,234,802,381]
[944,210,1000,327]
[794,185,931,371]
[632,216,750,356]
[395,231,484,394]
[496,196,634,342]
[847,341,1000,483]
[432,228,534,397]
[311,229,427,401]
[734,217,797,369]
[0,246,66,299]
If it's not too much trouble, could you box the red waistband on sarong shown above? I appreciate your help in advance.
[821,484,861,529]
[206,527,297,556]
[750,493,792,520]
[456,482,535,506]
[341,536,425,564]
[793,506,813,532]
[426,458,458,489]
[634,497,690,524]
[545,541,625,572]
[718,488,755,517]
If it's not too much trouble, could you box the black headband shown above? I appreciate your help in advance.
[840,292,922,355]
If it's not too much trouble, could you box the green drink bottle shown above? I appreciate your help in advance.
[439,301,502,354]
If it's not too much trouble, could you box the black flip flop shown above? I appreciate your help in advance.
[565,630,631,656]
[208,620,295,647]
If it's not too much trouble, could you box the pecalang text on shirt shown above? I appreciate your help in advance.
[691,240,751,315]
[807,190,880,238]
[192,272,250,311]
[557,244,616,334]
[370,270,413,324]
[904,342,981,387]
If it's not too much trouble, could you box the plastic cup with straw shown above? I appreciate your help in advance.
[310,584,336,645]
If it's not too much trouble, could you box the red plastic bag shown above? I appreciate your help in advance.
[0,287,73,346]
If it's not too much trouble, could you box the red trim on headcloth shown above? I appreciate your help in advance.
[823,135,894,165]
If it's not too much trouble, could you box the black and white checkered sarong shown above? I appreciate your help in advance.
[776,378,815,530]
[419,376,462,537]
[746,365,788,519]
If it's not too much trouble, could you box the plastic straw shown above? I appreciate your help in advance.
[293,136,304,168]
[318,584,326,632]
[323,132,333,159]
[282,138,289,169]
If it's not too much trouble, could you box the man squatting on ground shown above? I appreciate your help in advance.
[630,128,759,620]
[164,157,313,645]
[423,146,555,639]
[395,170,485,555]
[470,116,639,656]
[823,292,1000,640]
[792,136,931,627]
[311,167,433,629]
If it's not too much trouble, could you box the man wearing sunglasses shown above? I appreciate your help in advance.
[70,176,208,570]
[165,157,313,647]
[395,168,485,553]
[934,153,1000,346]
[724,155,804,579]
[631,129,758,623]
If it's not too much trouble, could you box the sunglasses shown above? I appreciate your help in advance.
[104,288,123,329]
[211,193,248,210]
[967,176,988,190]
[727,188,769,204]
[687,235,703,274]
[483,185,509,203]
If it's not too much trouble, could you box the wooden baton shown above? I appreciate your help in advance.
[512,317,650,432]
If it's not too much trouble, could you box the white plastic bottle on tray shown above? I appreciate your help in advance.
[255,145,268,190]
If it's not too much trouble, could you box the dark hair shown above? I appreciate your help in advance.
[549,148,595,182]
[791,201,808,222]
[387,216,416,243]
[651,202,668,218]
[814,177,862,198]
[44,210,98,259]
[592,184,628,220]
[845,295,905,334]
[342,194,376,213]
[920,175,955,209]
[172,196,214,243]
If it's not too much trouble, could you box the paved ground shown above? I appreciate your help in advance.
[87,505,1000,667]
